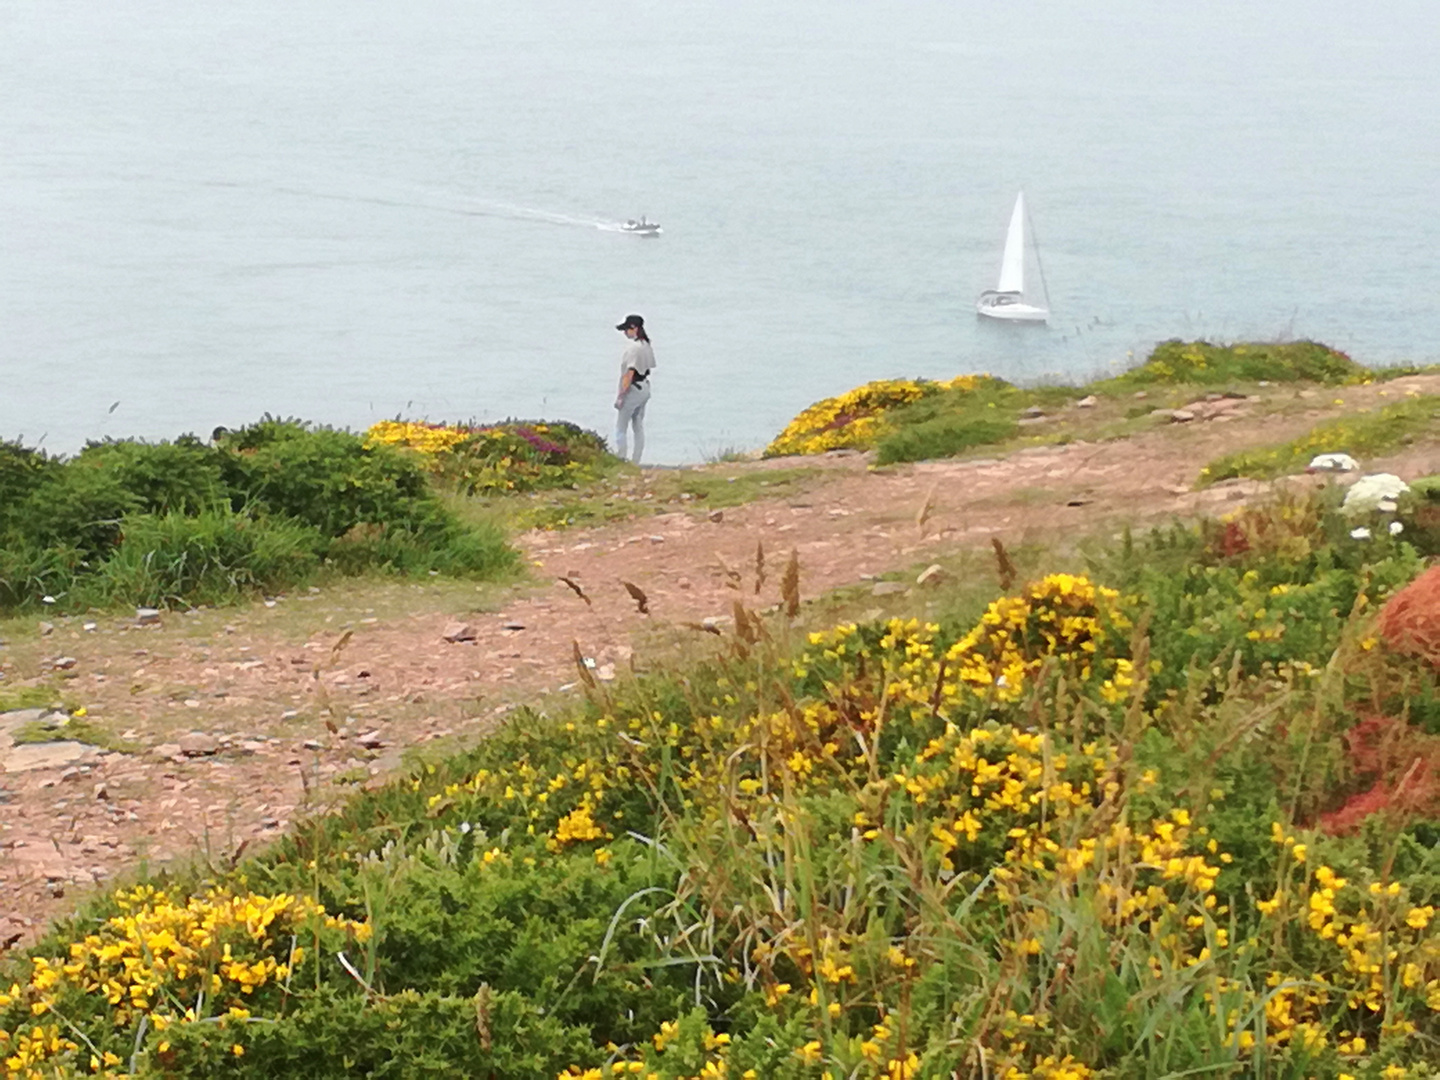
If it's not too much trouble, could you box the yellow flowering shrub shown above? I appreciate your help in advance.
[0,886,368,1077]
[763,375,994,458]
[365,418,613,493]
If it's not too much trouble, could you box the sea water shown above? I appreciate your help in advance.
[2,0,1437,464]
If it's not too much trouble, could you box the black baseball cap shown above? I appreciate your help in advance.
[615,314,645,331]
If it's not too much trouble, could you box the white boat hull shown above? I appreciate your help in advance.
[976,290,1047,322]
[977,301,1048,322]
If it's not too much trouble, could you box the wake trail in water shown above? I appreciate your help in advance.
[254,175,624,232]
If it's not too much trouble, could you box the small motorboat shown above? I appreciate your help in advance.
[620,216,662,236]
[977,192,1049,323]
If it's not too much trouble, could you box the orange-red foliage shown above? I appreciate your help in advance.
[1319,714,1440,835]
[1378,565,1440,668]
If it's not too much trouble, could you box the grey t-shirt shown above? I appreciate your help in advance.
[621,341,656,380]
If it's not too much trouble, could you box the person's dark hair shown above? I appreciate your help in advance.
[633,324,650,343]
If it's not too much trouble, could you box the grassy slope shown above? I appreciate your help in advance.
[6,488,1440,1078]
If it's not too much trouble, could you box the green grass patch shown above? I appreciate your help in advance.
[0,685,66,713]
[874,413,1019,463]
[1198,394,1440,485]
[459,466,826,532]
[10,715,142,753]
[872,381,1080,464]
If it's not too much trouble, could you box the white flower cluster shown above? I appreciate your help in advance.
[1337,471,1410,540]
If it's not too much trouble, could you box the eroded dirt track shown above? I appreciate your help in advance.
[3,377,1439,944]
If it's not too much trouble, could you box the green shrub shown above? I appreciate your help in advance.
[0,439,57,529]
[72,436,227,515]
[1106,339,1366,388]
[8,464,142,561]
[221,423,444,538]
[159,985,595,1080]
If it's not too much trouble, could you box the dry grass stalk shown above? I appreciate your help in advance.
[916,484,937,537]
[572,640,597,689]
[329,629,354,664]
[715,552,742,591]
[780,549,801,619]
[732,600,761,646]
[558,576,592,607]
[622,580,650,615]
[312,628,355,735]
[754,540,766,596]
[991,537,1017,591]
[473,983,492,1052]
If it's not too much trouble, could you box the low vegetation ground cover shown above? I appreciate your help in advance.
[764,340,1435,467]
[1199,394,1440,486]
[458,465,827,533]
[0,419,520,616]
[7,487,1440,1078]
[1094,339,1368,391]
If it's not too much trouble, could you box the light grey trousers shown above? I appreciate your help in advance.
[615,381,651,463]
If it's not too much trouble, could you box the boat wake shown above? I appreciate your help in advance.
[197,173,631,233]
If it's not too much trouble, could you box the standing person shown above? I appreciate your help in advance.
[613,313,656,464]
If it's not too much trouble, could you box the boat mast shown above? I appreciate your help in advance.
[1026,201,1052,313]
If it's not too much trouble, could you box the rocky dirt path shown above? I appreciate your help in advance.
[3,376,1438,945]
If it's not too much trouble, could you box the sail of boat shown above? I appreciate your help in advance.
[996,193,1026,295]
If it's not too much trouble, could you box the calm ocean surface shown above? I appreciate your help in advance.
[3,1,1438,464]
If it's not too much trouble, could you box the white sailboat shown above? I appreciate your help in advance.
[977,192,1049,323]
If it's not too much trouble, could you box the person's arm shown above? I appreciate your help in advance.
[615,366,634,409]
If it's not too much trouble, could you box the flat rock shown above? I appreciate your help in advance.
[1076,395,1098,408]
[135,608,162,626]
[441,622,477,643]
[0,709,48,727]
[177,732,220,757]
[1020,405,1045,419]
[872,581,908,597]
[2,741,98,773]
[150,742,182,759]
[355,731,385,750]
[1169,409,1196,423]
[707,510,724,523]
